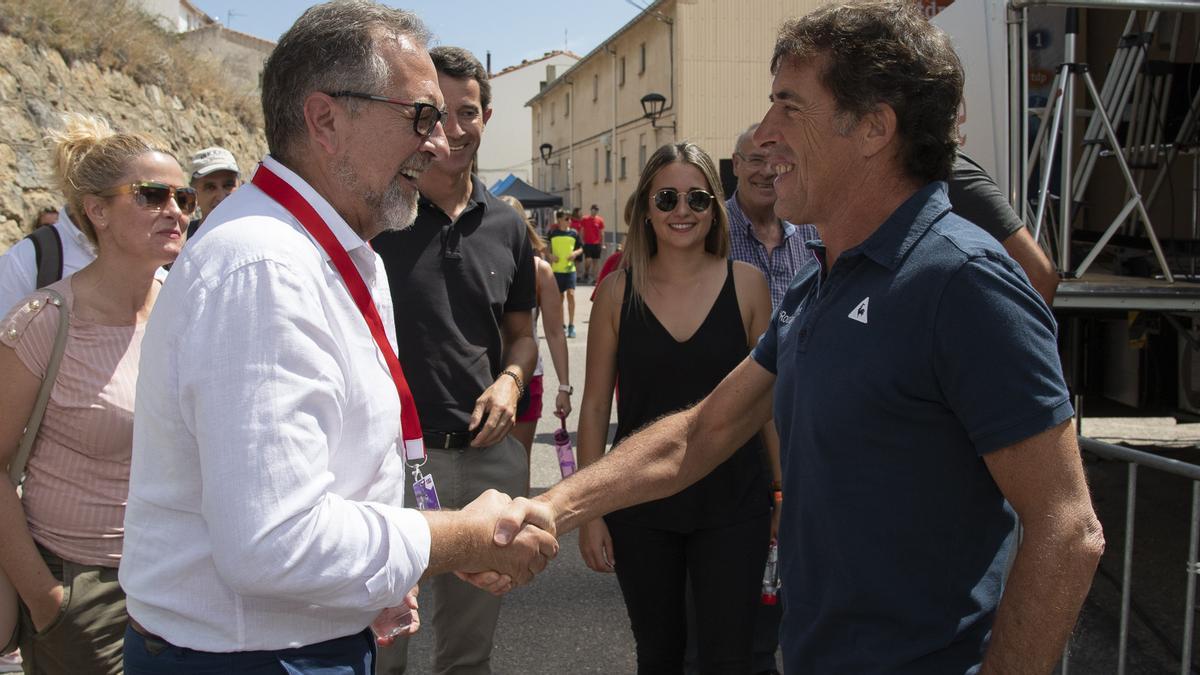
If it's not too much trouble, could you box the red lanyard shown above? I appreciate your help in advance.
[251,163,425,461]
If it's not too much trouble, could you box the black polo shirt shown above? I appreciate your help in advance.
[373,176,535,431]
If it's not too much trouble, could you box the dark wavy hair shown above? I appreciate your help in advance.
[771,0,962,182]
[430,46,491,110]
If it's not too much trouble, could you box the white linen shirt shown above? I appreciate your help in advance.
[121,155,431,652]
[0,209,95,314]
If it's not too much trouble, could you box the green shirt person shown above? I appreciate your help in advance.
[546,209,583,337]
[548,221,582,274]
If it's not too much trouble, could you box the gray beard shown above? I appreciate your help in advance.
[335,159,418,233]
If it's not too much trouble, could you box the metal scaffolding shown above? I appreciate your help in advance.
[1007,0,1200,282]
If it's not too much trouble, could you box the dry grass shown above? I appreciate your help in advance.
[0,0,262,128]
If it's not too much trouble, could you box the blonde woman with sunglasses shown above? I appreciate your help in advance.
[576,142,779,672]
[0,113,189,674]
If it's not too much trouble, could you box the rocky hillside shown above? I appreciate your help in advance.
[0,34,267,249]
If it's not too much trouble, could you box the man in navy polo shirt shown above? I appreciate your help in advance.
[496,2,1104,673]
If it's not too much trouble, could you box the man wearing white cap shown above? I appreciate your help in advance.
[186,146,240,238]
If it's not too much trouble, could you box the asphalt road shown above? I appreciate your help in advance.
[403,281,642,673]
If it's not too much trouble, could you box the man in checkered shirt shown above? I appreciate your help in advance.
[726,123,819,310]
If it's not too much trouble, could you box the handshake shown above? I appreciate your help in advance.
[449,489,561,596]
[376,490,561,643]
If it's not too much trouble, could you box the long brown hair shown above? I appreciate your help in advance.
[621,142,729,312]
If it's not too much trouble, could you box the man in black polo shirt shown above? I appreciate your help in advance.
[373,46,537,675]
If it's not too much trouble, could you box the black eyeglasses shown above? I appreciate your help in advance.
[653,188,715,213]
[97,182,197,214]
[327,91,446,139]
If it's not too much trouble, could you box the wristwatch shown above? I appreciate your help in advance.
[558,384,574,395]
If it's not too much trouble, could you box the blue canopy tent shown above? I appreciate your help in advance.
[489,174,563,209]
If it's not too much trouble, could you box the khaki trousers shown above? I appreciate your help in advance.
[376,434,528,675]
[17,547,126,675]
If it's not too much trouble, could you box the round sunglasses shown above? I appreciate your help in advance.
[653,188,715,213]
[97,181,197,214]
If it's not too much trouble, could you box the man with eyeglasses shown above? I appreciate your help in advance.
[728,123,819,312]
[372,45,538,675]
[119,5,555,673]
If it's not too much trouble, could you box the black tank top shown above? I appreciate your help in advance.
[606,260,770,532]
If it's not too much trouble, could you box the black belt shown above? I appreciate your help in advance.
[423,430,474,450]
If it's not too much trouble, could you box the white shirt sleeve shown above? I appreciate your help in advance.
[0,239,37,316]
[178,257,430,610]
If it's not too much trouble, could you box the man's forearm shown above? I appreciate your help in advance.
[502,334,538,384]
[518,358,775,537]
[539,407,696,534]
[981,519,1103,673]
[541,384,770,534]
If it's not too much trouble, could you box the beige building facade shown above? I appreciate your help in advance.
[179,25,276,98]
[528,0,824,244]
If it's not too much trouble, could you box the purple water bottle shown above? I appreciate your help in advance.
[554,415,575,478]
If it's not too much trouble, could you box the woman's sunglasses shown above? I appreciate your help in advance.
[97,182,197,214]
[653,188,714,213]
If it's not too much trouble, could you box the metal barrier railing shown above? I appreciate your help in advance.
[1072,436,1200,675]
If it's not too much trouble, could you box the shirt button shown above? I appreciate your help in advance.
[28,299,41,310]
[4,328,16,340]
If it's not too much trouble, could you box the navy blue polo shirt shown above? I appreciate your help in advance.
[751,182,1073,673]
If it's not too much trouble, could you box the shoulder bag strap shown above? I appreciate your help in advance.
[8,289,69,487]
[29,226,64,289]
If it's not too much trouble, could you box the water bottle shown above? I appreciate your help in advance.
[554,415,575,477]
[761,540,780,605]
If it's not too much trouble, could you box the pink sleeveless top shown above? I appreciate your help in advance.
[1,278,146,566]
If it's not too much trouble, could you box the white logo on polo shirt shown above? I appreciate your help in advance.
[849,297,869,324]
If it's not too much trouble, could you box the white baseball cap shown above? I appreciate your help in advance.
[189,147,240,179]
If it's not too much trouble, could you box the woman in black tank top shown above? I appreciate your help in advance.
[576,143,779,674]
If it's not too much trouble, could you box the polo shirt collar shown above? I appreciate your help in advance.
[850,182,950,271]
[728,191,799,241]
[418,174,489,217]
[260,155,367,261]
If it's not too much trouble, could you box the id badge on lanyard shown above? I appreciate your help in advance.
[411,465,441,510]
[252,163,439,509]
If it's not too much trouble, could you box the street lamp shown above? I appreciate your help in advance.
[640,92,675,131]
[539,142,554,164]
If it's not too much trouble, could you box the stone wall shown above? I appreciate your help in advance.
[0,34,267,249]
